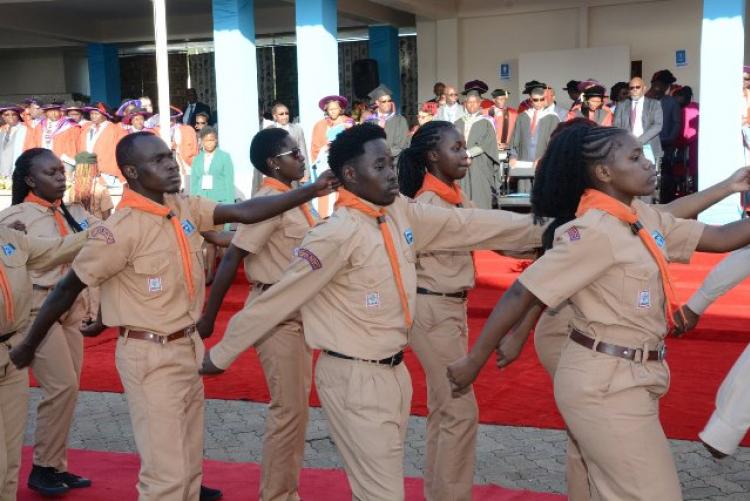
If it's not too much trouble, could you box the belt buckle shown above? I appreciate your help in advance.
[388,356,397,367]
[657,344,667,361]
[157,333,168,345]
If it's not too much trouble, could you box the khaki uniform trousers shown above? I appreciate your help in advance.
[255,312,312,501]
[315,352,412,501]
[554,340,682,501]
[699,342,750,455]
[0,334,29,501]
[410,294,477,501]
[27,289,86,471]
[534,309,591,501]
[116,333,205,501]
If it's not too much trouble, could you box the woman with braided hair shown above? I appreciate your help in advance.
[398,120,479,500]
[0,148,97,495]
[448,119,750,500]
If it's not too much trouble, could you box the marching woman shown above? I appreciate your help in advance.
[198,127,318,501]
[0,148,97,496]
[397,120,478,501]
[448,119,750,500]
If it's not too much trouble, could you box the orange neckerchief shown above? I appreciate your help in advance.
[335,189,412,327]
[575,189,684,329]
[117,188,195,300]
[0,263,14,323]
[261,177,316,227]
[416,173,478,279]
[25,193,69,236]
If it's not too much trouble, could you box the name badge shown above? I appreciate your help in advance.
[365,292,380,309]
[638,290,651,309]
[201,175,213,190]
[181,220,196,236]
[148,277,163,293]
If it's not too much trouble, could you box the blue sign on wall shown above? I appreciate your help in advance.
[676,49,687,67]
[499,63,511,80]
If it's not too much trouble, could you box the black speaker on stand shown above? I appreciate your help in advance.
[352,59,380,100]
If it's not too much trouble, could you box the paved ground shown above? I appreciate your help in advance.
[25,389,750,500]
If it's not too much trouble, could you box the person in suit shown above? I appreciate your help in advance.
[267,102,309,180]
[182,88,211,128]
[614,77,663,200]
[650,70,683,203]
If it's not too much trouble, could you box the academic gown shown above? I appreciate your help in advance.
[488,107,518,147]
[509,111,559,162]
[454,115,500,209]
[382,114,410,169]
[24,118,80,164]
[566,105,614,126]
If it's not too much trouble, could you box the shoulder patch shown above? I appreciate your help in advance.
[652,230,665,248]
[89,226,116,244]
[79,218,89,230]
[565,226,581,242]
[404,228,414,245]
[294,247,322,270]
[2,243,15,256]
[181,219,196,236]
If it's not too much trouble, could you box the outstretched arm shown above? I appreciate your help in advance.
[10,270,86,368]
[697,218,750,252]
[213,171,339,225]
[658,167,750,219]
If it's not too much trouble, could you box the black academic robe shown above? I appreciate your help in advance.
[454,115,500,209]
[509,111,559,162]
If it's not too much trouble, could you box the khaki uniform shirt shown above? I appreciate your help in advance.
[0,202,96,288]
[211,195,543,369]
[0,228,87,334]
[72,194,217,335]
[520,200,704,347]
[232,186,318,285]
[414,191,475,293]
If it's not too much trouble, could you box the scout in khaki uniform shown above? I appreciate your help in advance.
[201,123,545,501]
[494,164,750,500]
[397,120,480,501]
[198,128,318,501]
[0,227,88,500]
[10,132,339,501]
[0,148,98,495]
[448,120,750,501]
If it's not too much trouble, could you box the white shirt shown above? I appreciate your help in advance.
[631,98,644,137]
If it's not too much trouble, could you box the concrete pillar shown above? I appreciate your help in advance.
[416,17,437,103]
[698,0,745,224]
[87,43,121,108]
[435,18,460,92]
[368,25,401,108]
[295,0,339,160]
[213,0,258,199]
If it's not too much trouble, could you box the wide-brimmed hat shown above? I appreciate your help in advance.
[563,80,581,92]
[41,102,65,111]
[582,85,607,99]
[0,104,23,115]
[318,95,348,112]
[115,99,142,117]
[523,80,547,95]
[122,108,152,125]
[83,102,113,119]
[462,80,489,96]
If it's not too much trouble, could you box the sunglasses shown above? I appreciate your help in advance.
[275,148,303,159]
[531,98,545,102]
[629,85,642,90]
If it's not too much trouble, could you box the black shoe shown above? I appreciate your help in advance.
[55,470,92,488]
[200,485,223,501]
[28,465,69,496]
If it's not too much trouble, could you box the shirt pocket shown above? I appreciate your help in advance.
[132,253,170,300]
[621,265,660,315]
[345,264,393,318]
[283,222,309,242]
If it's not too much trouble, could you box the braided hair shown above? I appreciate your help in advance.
[532,118,629,250]
[13,148,83,232]
[397,120,456,198]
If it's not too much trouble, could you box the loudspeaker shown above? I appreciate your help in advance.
[352,59,380,99]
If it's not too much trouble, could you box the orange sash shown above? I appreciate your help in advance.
[335,189,412,327]
[575,189,684,329]
[261,177,316,227]
[118,188,195,300]
[0,263,14,323]
[24,193,69,236]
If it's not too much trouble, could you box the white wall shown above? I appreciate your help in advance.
[62,48,91,98]
[0,48,68,102]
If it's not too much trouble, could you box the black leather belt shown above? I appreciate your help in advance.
[324,350,404,367]
[416,287,468,300]
[570,329,666,362]
[0,331,17,343]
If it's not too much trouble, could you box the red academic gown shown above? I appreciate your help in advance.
[489,106,518,147]
[24,118,80,163]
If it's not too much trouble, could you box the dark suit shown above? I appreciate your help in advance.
[613,97,663,159]
[182,101,211,127]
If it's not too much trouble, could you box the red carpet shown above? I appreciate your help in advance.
[17,447,563,500]
[33,252,750,445]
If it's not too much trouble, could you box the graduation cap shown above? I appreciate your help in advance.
[318,95,348,111]
[462,80,489,96]
[491,89,510,98]
[523,80,547,95]
[582,85,607,99]
[651,69,677,85]
[83,102,113,119]
[563,80,581,91]
[368,84,393,101]
[577,79,602,92]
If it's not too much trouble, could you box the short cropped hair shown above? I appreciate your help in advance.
[249,128,289,176]
[327,123,386,179]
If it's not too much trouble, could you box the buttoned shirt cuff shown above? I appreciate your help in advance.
[686,290,714,316]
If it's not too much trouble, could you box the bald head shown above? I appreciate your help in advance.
[629,77,646,99]
[445,86,459,105]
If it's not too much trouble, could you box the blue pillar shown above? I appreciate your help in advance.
[87,43,121,108]
[698,0,745,224]
[368,25,400,110]
[213,0,258,199]
[296,0,339,161]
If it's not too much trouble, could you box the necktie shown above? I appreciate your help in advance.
[261,177,316,227]
[576,188,685,330]
[530,110,539,135]
[335,189,412,327]
[24,193,69,236]
[630,102,638,131]
[117,188,196,300]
